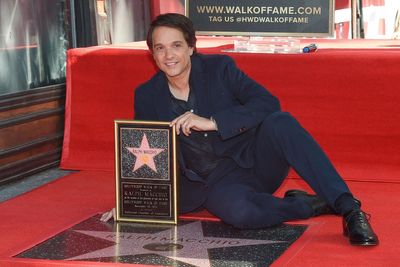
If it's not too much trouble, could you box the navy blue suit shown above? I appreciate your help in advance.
[134,54,351,228]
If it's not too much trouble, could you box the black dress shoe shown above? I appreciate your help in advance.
[284,189,337,217]
[343,210,379,246]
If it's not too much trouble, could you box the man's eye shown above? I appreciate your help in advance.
[173,44,182,48]
[155,46,163,51]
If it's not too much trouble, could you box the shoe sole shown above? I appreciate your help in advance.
[349,240,379,246]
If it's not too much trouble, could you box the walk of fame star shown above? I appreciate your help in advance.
[126,133,165,172]
[67,221,285,267]
[16,215,308,266]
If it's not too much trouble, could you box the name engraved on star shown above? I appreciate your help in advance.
[104,233,242,245]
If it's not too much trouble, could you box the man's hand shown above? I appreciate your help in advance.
[170,111,217,136]
[100,208,116,222]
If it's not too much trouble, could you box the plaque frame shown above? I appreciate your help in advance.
[114,120,178,224]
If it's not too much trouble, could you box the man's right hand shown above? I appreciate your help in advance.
[170,111,217,136]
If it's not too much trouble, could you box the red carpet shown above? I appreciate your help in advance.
[0,171,399,266]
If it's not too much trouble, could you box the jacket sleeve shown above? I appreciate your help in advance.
[211,56,281,140]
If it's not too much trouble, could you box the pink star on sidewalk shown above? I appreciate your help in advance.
[126,133,165,172]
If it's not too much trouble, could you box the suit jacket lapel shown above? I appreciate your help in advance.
[153,73,174,121]
[190,55,212,118]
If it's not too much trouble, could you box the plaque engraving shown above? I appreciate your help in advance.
[115,120,178,224]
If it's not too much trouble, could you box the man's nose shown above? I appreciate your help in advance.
[165,47,174,58]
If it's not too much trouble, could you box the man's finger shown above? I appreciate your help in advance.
[182,121,192,136]
[100,211,112,222]
[174,115,189,135]
[100,208,116,222]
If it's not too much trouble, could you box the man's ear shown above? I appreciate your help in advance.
[189,47,194,56]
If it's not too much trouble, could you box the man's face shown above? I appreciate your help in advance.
[151,26,194,81]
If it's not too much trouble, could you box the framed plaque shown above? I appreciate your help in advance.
[114,120,178,224]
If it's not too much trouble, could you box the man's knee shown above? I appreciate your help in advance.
[264,111,297,129]
[257,111,299,138]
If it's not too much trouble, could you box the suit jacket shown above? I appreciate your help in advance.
[134,53,281,212]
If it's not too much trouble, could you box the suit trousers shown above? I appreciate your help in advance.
[204,111,351,228]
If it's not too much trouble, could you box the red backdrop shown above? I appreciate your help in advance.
[61,40,400,183]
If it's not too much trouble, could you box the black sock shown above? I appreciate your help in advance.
[334,193,361,216]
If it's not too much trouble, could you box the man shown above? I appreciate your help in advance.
[121,13,378,246]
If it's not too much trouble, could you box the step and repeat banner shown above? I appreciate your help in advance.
[186,0,334,37]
